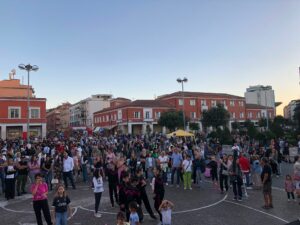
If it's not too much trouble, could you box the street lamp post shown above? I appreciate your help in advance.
[18,64,39,143]
[177,77,188,130]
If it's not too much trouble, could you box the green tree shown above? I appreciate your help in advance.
[158,110,184,131]
[231,121,240,131]
[258,118,267,128]
[189,122,200,131]
[202,104,230,129]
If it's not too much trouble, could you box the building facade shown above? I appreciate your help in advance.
[46,102,71,132]
[0,77,46,139]
[93,99,173,135]
[0,97,46,139]
[245,85,275,108]
[70,94,112,129]
[284,100,300,120]
[157,91,275,130]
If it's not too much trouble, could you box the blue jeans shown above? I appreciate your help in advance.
[171,167,181,185]
[56,212,67,225]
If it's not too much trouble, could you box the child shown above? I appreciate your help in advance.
[116,211,130,225]
[52,184,71,225]
[285,175,296,201]
[159,200,174,225]
[129,201,140,225]
[93,168,104,218]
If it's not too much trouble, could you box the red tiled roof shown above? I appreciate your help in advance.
[158,91,244,100]
[245,104,273,110]
[0,97,46,100]
[94,100,173,114]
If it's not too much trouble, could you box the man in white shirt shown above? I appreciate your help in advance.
[77,145,83,158]
[63,152,76,189]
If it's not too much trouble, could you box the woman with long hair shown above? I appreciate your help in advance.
[92,168,104,218]
[52,184,71,225]
[28,155,40,183]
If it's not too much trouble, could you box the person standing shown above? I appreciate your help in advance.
[261,157,273,209]
[229,157,243,201]
[219,155,230,194]
[41,155,53,191]
[16,155,29,196]
[136,167,156,219]
[285,175,296,202]
[31,173,53,225]
[170,148,183,187]
[0,151,7,194]
[158,151,169,186]
[52,184,71,225]
[182,154,193,190]
[93,168,104,218]
[106,163,119,208]
[151,166,165,223]
[62,152,76,190]
[28,155,40,184]
[4,158,17,200]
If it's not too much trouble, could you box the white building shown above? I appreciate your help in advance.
[70,94,112,129]
[245,85,275,108]
[284,100,300,120]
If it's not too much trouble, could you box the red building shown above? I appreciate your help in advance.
[0,97,47,139]
[157,91,275,130]
[0,77,47,140]
[94,99,173,135]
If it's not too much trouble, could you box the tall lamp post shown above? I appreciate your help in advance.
[18,64,39,143]
[177,77,188,130]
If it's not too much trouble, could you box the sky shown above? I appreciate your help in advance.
[0,0,299,115]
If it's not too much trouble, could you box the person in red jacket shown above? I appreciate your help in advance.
[239,154,251,188]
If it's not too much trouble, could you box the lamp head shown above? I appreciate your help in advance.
[31,65,39,72]
[176,78,182,83]
[183,77,188,82]
[18,64,26,70]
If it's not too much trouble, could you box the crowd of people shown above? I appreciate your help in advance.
[0,132,299,225]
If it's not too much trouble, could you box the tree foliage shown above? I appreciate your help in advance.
[158,110,184,131]
[202,104,230,129]
[189,122,200,131]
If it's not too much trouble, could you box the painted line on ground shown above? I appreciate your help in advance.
[224,200,289,223]
[78,195,228,215]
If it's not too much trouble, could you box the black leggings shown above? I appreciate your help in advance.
[219,174,228,192]
[5,178,15,200]
[33,199,53,225]
[154,193,164,222]
[109,183,118,207]
[94,192,102,213]
[287,192,295,199]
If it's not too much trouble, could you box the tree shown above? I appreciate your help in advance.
[158,110,185,131]
[189,122,200,131]
[231,121,240,131]
[201,104,230,130]
[258,118,267,128]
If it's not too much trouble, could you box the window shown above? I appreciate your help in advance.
[239,101,244,107]
[145,111,150,119]
[248,112,253,118]
[269,112,272,118]
[190,112,196,119]
[201,100,207,106]
[99,117,102,122]
[134,112,140,118]
[257,112,261,118]
[222,100,226,106]
[178,99,184,106]
[211,100,217,107]
[190,99,196,106]
[156,112,161,119]
[9,107,20,119]
[230,100,235,107]
[30,108,40,119]
[232,112,236,119]
[240,112,244,119]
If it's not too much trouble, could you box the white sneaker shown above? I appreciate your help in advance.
[189,187,193,190]
[95,212,102,218]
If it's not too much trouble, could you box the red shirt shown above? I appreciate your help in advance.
[239,156,250,172]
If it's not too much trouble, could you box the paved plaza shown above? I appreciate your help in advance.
[0,162,299,225]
